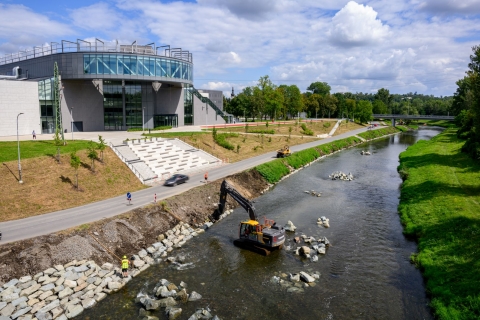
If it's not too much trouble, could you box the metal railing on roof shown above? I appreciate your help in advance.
[0,38,193,66]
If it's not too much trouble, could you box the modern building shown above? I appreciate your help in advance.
[0,39,230,137]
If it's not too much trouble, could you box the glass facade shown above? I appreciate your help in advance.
[154,115,178,128]
[38,79,56,134]
[84,54,192,81]
[103,80,123,130]
[183,87,193,125]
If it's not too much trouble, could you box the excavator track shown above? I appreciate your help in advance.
[233,239,271,256]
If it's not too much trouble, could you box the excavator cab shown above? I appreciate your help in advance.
[213,180,285,255]
[276,145,291,158]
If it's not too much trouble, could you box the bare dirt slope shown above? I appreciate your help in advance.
[0,170,268,283]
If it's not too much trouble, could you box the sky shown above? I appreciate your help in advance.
[1,0,480,97]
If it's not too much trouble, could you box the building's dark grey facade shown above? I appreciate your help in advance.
[0,39,227,135]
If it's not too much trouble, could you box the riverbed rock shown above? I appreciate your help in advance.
[284,221,297,232]
[300,246,311,256]
[289,274,300,282]
[158,297,177,308]
[166,307,182,320]
[187,291,202,301]
[299,272,315,283]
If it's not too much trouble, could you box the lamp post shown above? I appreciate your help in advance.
[142,107,145,131]
[205,101,208,126]
[17,112,24,184]
[70,107,74,141]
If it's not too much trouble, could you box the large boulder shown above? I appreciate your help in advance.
[188,291,202,302]
[299,272,315,283]
[284,221,296,232]
[144,298,162,311]
[166,307,182,320]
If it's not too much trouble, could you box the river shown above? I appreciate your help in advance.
[80,127,441,320]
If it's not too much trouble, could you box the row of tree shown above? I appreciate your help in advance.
[454,45,480,160]
[224,77,454,124]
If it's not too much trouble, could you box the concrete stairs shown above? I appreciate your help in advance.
[110,138,221,184]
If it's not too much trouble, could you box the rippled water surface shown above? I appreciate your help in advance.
[80,128,441,320]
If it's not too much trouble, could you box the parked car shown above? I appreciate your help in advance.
[164,174,189,186]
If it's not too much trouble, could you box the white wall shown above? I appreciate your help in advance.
[193,94,226,125]
[0,80,40,137]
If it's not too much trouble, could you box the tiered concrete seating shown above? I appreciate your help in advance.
[126,138,220,179]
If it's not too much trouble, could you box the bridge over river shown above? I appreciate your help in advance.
[373,114,454,126]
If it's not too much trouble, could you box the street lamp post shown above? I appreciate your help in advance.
[17,112,24,184]
[205,101,208,126]
[70,107,74,141]
[142,107,145,131]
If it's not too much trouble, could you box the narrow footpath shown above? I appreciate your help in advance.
[0,126,376,244]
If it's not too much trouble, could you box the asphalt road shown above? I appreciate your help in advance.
[0,127,373,244]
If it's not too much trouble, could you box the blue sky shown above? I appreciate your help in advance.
[1,0,480,97]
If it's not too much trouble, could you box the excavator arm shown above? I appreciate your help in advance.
[211,180,257,222]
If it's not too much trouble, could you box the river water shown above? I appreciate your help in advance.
[80,128,441,320]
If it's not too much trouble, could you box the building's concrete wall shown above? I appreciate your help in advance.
[142,83,154,129]
[154,85,184,126]
[193,94,226,126]
[196,89,223,110]
[61,80,104,132]
[0,80,40,137]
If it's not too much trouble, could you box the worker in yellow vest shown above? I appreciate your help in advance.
[121,255,131,278]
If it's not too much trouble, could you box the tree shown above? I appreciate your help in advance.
[324,95,338,118]
[345,99,356,119]
[374,88,392,110]
[87,141,98,171]
[372,100,387,114]
[356,100,373,124]
[459,45,480,160]
[97,135,107,162]
[70,151,81,189]
[279,85,303,119]
[303,93,320,118]
[307,82,331,96]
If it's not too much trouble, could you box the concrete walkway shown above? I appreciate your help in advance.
[0,125,385,244]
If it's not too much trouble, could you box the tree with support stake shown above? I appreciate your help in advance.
[70,151,81,190]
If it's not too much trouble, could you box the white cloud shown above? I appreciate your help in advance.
[417,0,480,15]
[0,4,74,55]
[327,1,390,47]
[2,0,479,97]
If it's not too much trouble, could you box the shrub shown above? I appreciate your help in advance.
[256,160,290,183]
[323,122,331,128]
[248,129,275,134]
[285,148,320,169]
[214,133,237,150]
[300,123,314,136]
[153,126,172,131]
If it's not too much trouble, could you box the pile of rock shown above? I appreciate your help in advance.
[329,171,354,181]
[0,221,205,320]
[304,190,322,197]
[288,235,331,261]
[317,216,330,228]
[136,279,222,320]
[361,150,371,155]
[270,271,320,293]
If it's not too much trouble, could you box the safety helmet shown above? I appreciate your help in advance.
[123,255,127,259]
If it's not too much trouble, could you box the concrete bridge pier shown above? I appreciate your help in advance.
[392,118,396,127]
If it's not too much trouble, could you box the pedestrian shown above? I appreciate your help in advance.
[32,130,36,139]
[121,255,131,278]
[204,171,208,183]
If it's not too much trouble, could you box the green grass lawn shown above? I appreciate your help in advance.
[0,140,92,162]
[398,129,480,319]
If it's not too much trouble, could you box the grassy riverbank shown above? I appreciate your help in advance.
[398,129,480,319]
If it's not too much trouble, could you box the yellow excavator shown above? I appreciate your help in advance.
[276,145,291,158]
[211,180,285,255]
